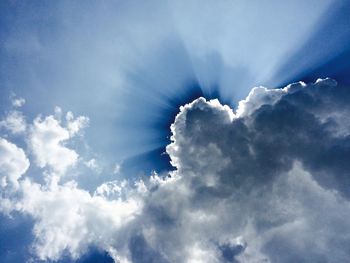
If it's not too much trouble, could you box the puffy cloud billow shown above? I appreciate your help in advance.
[1,78,350,262]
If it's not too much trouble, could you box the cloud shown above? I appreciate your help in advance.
[65,111,89,137]
[0,138,29,190]
[113,163,122,175]
[16,179,142,261]
[12,98,26,108]
[0,111,27,135]
[9,93,26,108]
[159,77,350,262]
[85,158,100,171]
[1,78,350,262]
[28,111,88,177]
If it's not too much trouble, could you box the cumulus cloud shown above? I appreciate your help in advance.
[0,138,29,190]
[1,78,350,263]
[160,77,350,263]
[17,179,142,261]
[28,112,88,177]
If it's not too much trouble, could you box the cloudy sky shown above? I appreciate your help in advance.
[1,1,350,262]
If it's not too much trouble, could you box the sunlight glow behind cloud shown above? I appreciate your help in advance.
[0,0,336,163]
[1,1,350,262]
[1,79,350,262]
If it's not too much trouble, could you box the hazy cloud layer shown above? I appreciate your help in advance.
[1,78,350,262]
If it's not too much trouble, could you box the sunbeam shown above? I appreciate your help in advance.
[272,0,350,86]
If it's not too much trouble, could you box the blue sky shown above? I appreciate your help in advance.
[1,1,350,262]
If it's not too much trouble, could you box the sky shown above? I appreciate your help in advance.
[1,0,350,262]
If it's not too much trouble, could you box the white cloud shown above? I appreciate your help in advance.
[236,81,307,118]
[65,111,89,136]
[1,78,350,263]
[85,158,99,171]
[0,138,29,189]
[12,97,26,108]
[17,178,142,261]
[28,113,87,177]
[0,110,27,134]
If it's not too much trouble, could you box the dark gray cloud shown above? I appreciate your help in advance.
[169,78,350,196]
[155,78,350,262]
